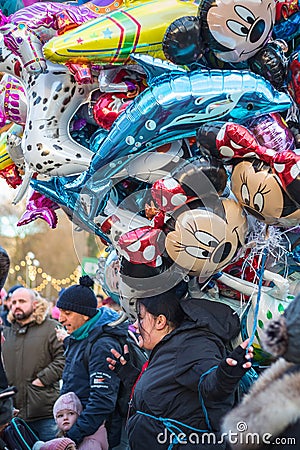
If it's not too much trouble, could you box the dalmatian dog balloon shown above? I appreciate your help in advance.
[198,0,276,63]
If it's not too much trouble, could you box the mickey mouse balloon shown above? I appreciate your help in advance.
[198,0,276,63]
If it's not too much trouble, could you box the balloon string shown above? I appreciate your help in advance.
[247,247,268,352]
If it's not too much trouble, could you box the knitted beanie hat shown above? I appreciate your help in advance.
[33,438,76,450]
[53,392,83,419]
[262,294,300,364]
[56,276,97,317]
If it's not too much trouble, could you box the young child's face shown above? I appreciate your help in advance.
[55,409,78,432]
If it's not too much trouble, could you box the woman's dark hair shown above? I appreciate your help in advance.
[137,292,185,329]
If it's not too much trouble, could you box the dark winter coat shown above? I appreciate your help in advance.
[222,358,300,450]
[2,299,65,421]
[61,307,128,447]
[127,298,244,450]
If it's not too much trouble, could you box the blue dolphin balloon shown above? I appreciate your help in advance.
[33,55,292,235]
[68,54,292,191]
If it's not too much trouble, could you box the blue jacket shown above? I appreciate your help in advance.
[61,307,128,445]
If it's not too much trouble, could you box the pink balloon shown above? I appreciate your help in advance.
[17,190,60,228]
[22,0,40,5]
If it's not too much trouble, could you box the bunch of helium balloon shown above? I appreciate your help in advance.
[1,0,300,363]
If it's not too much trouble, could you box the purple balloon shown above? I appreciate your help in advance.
[17,190,59,228]
[245,113,295,153]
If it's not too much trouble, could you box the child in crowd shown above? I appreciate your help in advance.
[53,392,108,450]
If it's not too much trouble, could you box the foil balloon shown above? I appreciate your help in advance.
[114,140,193,184]
[93,91,132,130]
[0,123,23,188]
[0,163,22,188]
[248,40,288,89]
[118,157,240,281]
[65,54,292,222]
[0,42,98,181]
[244,113,295,153]
[17,188,60,228]
[196,121,226,158]
[31,175,109,239]
[43,0,199,65]
[273,10,300,42]
[93,68,147,130]
[90,128,109,153]
[198,0,276,63]
[20,60,98,177]
[214,271,292,360]
[0,0,124,76]
[275,0,300,22]
[216,122,300,226]
[287,49,300,107]
[0,0,25,15]
[0,73,27,126]
[162,15,203,65]
[164,197,247,280]
[93,195,150,248]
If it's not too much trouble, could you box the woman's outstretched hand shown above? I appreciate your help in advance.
[107,344,130,372]
[226,338,254,370]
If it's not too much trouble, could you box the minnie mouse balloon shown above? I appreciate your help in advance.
[198,0,276,63]
[216,122,300,226]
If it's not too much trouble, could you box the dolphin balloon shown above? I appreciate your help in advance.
[32,55,292,236]
[67,55,292,194]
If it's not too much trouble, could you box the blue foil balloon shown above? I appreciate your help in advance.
[66,54,292,204]
[0,0,25,14]
[30,176,112,242]
[90,128,109,154]
[273,11,300,42]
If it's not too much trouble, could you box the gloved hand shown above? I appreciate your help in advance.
[219,339,253,378]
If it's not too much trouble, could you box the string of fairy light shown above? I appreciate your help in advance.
[8,257,81,293]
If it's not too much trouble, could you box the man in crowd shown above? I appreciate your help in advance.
[2,287,65,441]
[57,275,128,449]
[1,285,22,327]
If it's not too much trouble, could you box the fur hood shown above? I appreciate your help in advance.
[8,297,50,325]
[222,358,300,449]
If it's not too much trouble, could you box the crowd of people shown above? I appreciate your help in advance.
[0,266,299,450]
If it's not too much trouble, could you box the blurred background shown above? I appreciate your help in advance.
[0,178,107,300]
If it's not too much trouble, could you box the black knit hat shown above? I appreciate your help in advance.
[56,276,98,318]
[262,294,300,364]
